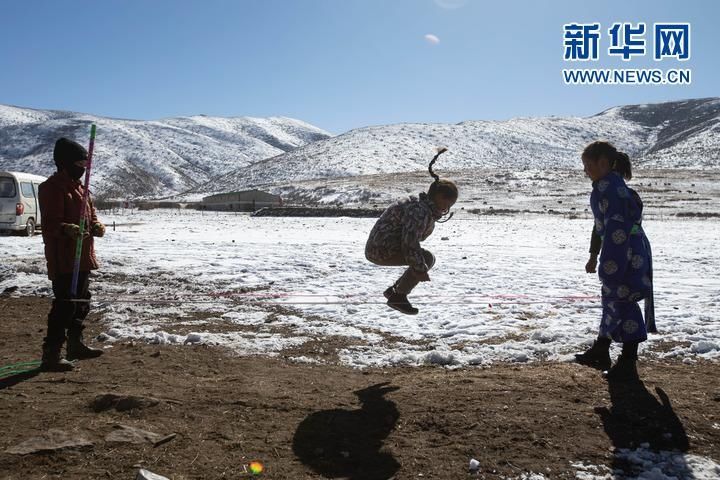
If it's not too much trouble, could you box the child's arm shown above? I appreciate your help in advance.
[586,228,601,273]
[400,209,431,272]
[89,197,105,237]
[589,228,601,256]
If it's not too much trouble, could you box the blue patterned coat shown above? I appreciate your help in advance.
[590,172,653,343]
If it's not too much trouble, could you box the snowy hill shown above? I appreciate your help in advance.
[606,97,720,168]
[195,97,720,195]
[0,105,331,200]
[2,98,717,201]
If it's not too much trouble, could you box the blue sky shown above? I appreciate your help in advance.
[0,0,717,133]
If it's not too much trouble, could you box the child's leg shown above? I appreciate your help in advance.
[46,274,76,344]
[67,272,90,335]
[41,274,77,370]
[45,298,70,350]
[615,300,647,344]
[575,298,612,370]
[621,341,639,360]
[67,272,103,360]
[395,250,435,294]
[604,301,645,381]
[598,296,619,341]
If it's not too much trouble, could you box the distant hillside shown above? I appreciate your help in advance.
[192,97,719,196]
[0,105,331,199]
[2,98,717,201]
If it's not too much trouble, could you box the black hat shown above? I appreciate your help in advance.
[53,137,87,168]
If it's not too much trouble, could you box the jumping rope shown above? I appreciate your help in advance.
[57,291,600,306]
[65,300,600,306]
[0,360,41,372]
[67,291,597,299]
[0,360,41,380]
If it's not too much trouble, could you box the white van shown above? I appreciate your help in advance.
[0,171,48,236]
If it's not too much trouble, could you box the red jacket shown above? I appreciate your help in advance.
[38,171,100,280]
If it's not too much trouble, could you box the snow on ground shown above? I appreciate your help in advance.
[497,447,720,479]
[1,200,718,478]
[1,208,718,368]
[572,447,720,479]
[261,167,720,218]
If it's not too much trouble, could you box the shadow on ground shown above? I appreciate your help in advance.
[293,382,400,480]
[0,368,40,390]
[597,377,690,477]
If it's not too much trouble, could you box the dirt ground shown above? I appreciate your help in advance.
[1,297,719,480]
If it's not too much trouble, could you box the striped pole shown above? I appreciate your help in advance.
[70,124,97,297]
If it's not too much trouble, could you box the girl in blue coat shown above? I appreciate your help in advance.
[575,141,654,381]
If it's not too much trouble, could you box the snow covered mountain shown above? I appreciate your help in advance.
[196,97,719,195]
[608,97,720,168]
[2,98,717,201]
[0,105,331,199]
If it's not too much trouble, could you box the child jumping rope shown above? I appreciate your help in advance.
[365,148,458,315]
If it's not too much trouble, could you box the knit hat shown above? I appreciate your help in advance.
[53,137,87,169]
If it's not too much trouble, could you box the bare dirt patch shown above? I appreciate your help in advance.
[1,297,718,479]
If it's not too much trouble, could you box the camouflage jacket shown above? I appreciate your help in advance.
[365,193,443,272]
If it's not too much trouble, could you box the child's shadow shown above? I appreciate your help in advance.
[293,382,400,480]
[595,378,689,475]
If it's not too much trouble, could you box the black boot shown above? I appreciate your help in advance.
[40,339,75,372]
[575,338,611,371]
[66,326,104,361]
[603,342,639,381]
[384,286,419,315]
[383,286,395,300]
[603,354,639,381]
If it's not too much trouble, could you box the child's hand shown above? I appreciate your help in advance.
[61,223,89,240]
[416,271,431,282]
[92,222,106,238]
[585,255,598,273]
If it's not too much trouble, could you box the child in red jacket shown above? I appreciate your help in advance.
[38,138,105,371]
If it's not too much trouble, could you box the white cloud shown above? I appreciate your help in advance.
[424,34,440,45]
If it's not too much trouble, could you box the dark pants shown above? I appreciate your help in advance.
[46,272,91,346]
[369,249,435,295]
